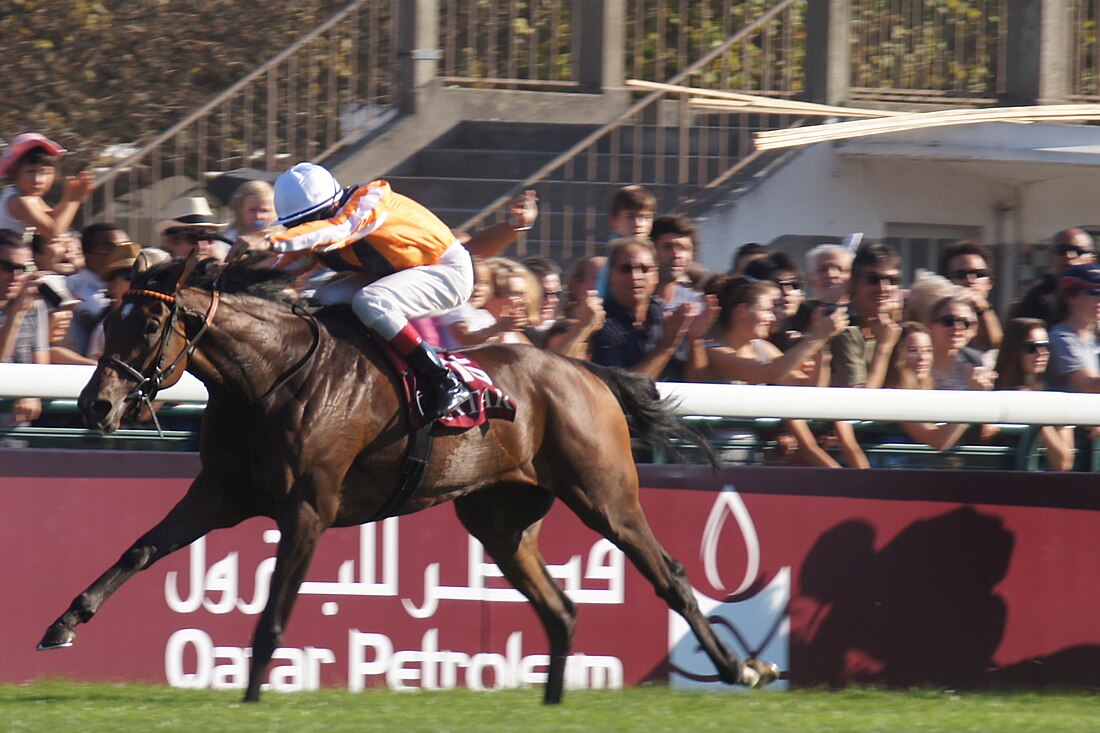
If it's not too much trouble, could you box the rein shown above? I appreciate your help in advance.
[252,299,322,403]
[101,281,323,433]
[99,287,220,436]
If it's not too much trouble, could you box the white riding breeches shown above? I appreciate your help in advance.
[311,241,473,340]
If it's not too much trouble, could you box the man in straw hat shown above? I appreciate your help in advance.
[67,224,143,355]
[156,196,229,262]
[263,162,473,423]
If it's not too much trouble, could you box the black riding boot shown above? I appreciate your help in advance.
[406,342,471,422]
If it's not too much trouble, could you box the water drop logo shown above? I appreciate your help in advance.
[668,485,790,690]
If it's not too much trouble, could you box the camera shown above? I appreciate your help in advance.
[37,273,80,310]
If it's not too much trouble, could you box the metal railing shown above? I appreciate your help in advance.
[438,0,578,88]
[457,0,807,262]
[86,0,400,243]
[87,1,807,244]
[848,0,1007,103]
[437,0,797,89]
[3,367,1096,472]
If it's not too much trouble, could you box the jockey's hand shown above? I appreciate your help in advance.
[226,238,251,263]
[227,232,272,263]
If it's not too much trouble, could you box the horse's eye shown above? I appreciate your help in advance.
[144,321,160,337]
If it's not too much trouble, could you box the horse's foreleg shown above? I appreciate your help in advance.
[38,473,242,651]
[454,487,575,704]
[244,500,325,703]
[559,481,768,688]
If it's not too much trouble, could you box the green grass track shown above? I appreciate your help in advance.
[3,682,1100,732]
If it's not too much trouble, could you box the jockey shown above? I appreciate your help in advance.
[266,162,474,422]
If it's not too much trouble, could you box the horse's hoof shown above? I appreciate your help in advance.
[37,624,76,650]
[743,658,781,688]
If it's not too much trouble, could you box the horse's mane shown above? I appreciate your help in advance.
[132,254,296,304]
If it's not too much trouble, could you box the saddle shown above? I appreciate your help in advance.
[366,344,517,522]
[306,303,516,431]
[383,346,518,431]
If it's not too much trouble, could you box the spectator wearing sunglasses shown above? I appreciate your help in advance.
[829,242,902,389]
[0,229,49,427]
[938,240,1002,352]
[67,223,142,356]
[993,318,1074,471]
[743,251,868,468]
[1011,228,1095,327]
[520,256,563,346]
[1046,262,1100,393]
[925,294,996,390]
[744,252,808,352]
[156,196,229,262]
[590,237,712,380]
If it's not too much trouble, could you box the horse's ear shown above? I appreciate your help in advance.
[174,251,200,293]
[134,247,171,275]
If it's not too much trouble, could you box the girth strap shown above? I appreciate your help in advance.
[366,422,434,522]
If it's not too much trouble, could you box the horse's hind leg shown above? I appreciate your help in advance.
[38,471,246,650]
[453,485,576,704]
[557,471,765,688]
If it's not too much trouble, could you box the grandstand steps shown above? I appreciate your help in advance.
[384,119,766,264]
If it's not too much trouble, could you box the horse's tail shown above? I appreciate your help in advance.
[577,361,721,471]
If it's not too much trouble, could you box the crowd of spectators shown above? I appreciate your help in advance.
[1,130,1096,469]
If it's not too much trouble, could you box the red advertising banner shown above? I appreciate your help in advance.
[4,449,1100,692]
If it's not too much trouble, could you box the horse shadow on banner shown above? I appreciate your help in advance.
[791,505,1100,688]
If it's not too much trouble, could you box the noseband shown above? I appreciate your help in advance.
[97,286,220,434]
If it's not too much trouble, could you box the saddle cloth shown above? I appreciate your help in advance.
[390,349,517,430]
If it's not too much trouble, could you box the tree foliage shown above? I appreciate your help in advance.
[2,0,347,172]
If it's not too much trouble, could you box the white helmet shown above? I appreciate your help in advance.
[272,162,343,226]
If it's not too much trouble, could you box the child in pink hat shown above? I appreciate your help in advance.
[0,132,95,240]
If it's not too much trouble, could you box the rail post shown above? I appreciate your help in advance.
[1004,0,1072,103]
[576,0,625,92]
[804,0,850,106]
[397,0,441,113]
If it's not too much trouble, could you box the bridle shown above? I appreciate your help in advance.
[97,285,220,435]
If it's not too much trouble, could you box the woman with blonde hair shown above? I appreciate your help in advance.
[482,257,540,345]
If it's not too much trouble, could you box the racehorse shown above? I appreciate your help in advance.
[38,254,778,702]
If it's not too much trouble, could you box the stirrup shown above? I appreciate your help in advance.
[418,380,471,422]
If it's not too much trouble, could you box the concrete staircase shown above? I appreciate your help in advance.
[380,115,769,265]
[383,121,600,229]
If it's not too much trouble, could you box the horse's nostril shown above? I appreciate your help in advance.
[87,400,113,423]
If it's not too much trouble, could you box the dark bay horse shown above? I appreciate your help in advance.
[37,255,777,702]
